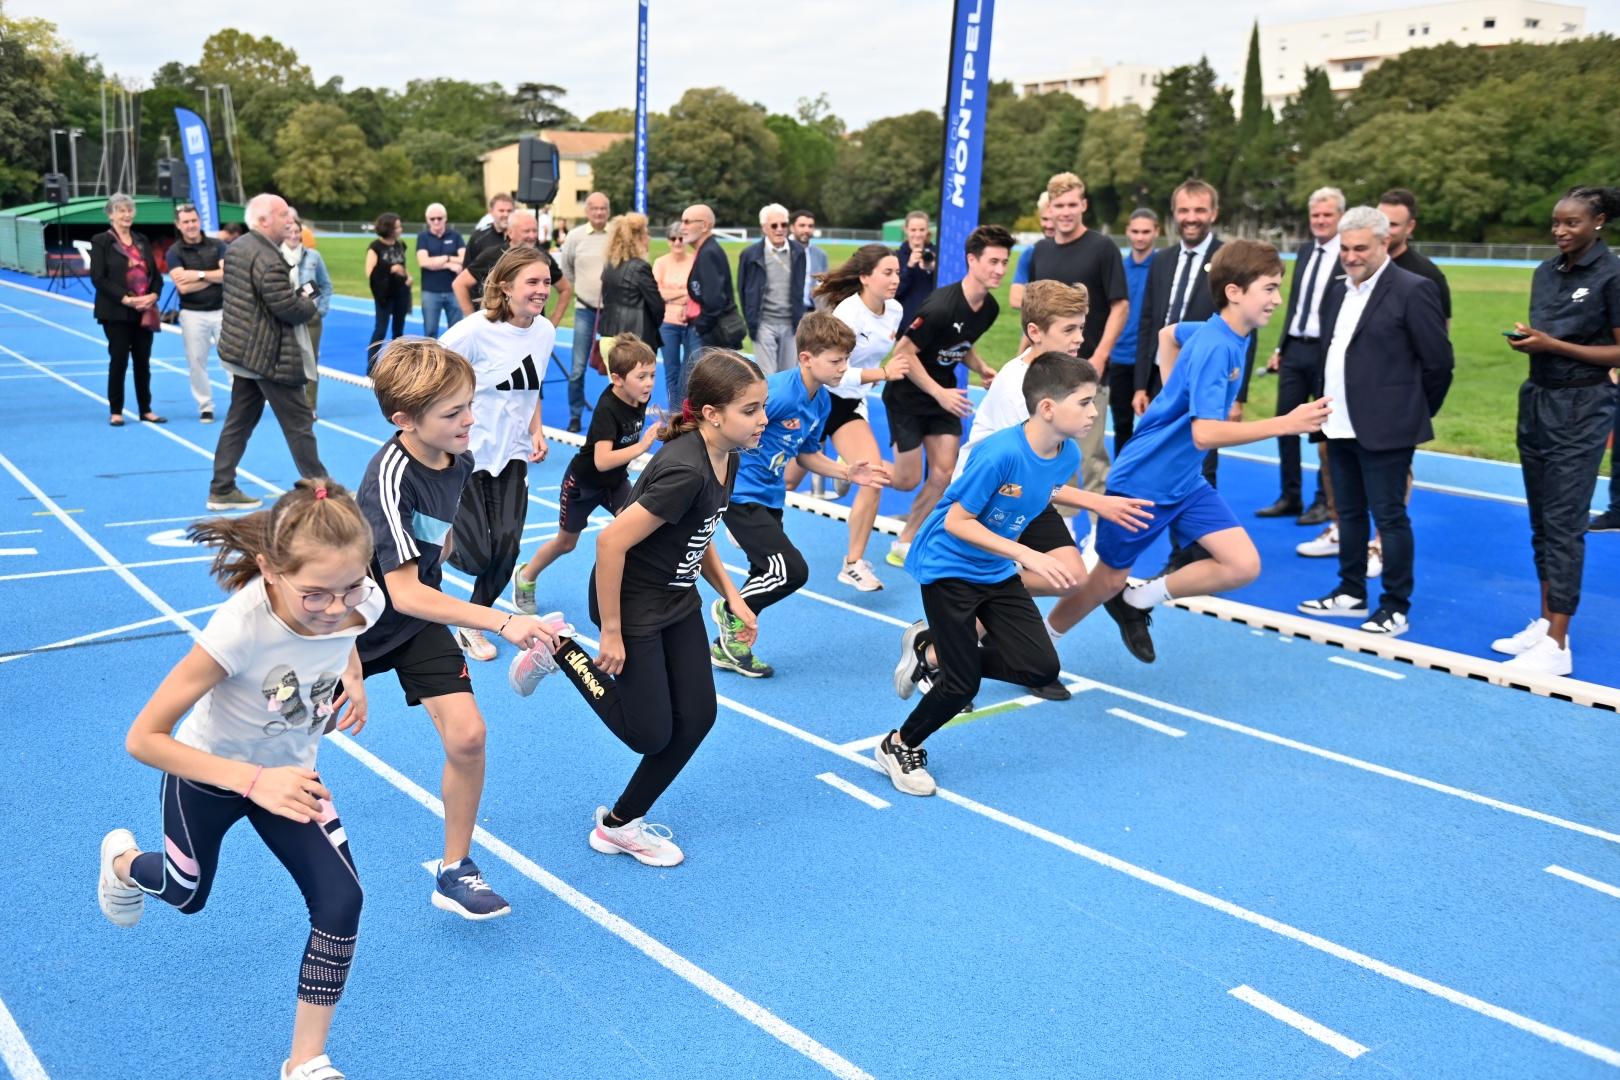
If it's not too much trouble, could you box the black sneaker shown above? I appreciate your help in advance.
[1295,499,1332,526]
[1027,681,1071,701]
[1103,594,1157,663]
[1154,542,1210,578]
[1360,607,1409,636]
[1254,497,1303,518]
[1588,511,1620,533]
[566,417,582,433]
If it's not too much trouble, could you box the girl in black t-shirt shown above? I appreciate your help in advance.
[365,213,412,371]
[540,350,768,866]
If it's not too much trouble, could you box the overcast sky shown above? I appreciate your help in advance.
[14,0,1616,129]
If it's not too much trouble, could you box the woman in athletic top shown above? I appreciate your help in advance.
[97,479,381,1080]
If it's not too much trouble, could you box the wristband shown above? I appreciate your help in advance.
[243,764,264,799]
[498,613,514,637]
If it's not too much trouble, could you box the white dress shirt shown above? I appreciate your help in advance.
[1290,234,1341,340]
[1321,255,1391,441]
[1165,232,1215,323]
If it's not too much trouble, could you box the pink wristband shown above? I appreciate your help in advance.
[243,764,264,799]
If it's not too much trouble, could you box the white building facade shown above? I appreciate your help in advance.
[1254,0,1585,110]
[1014,57,1169,110]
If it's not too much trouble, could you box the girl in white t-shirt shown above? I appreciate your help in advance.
[787,244,910,591]
[96,479,383,1080]
[438,247,556,661]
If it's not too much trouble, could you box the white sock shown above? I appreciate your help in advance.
[1044,616,1064,643]
[1123,576,1173,610]
[891,540,909,553]
[441,858,463,874]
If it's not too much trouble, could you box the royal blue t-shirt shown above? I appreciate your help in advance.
[1114,248,1155,365]
[906,424,1081,585]
[1012,245,1034,286]
[417,229,466,292]
[732,367,829,509]
[1109,314,1247,504]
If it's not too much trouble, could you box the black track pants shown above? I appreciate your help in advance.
[725,501,809,616]
[449,458,529,608]
[1519,380,1616,615]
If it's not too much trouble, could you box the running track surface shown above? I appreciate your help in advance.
[1,283,1617,1078]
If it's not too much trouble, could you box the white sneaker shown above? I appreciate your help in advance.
[455,626,498,662]
[1359,607,1409,636]
[98,828,144,928]
[1297,525,1339,557]
[838,557,884,592]
[894,620,929,700]
[282,1054,345,1080]
[1502,634,1572,676]
[1492,617,1550,656]
[885,540,909,567]
[1366,541,1382,579]
[508,612,569,696]
[1298,592,1369,618]
[589,807,684,866]
[875,731,936,796]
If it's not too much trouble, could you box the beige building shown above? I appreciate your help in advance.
[1013,58,1168,110]
[1253,0,1585,110]
[480,130,631,223]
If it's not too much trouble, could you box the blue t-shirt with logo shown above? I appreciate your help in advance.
[1114,248,1155,365]
[906,423,1081,585]
[1109,314,1247,505]
[732,367,829,509]
[417,229,466,292]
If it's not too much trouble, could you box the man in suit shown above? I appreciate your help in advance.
[1259,187,1346,525]
[737,203,808,374]
[1296,206,1453,637]
[791,209,829,314]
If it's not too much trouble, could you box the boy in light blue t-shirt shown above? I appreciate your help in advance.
[1045,240,1331,663]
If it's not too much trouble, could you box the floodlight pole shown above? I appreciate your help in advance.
[69,129,83,197]
[214,85,247,205]
[634,0,649,215]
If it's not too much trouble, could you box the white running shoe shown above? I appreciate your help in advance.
[894,619,929,700]
[98,828,144,928]
[455,626,498,662]
[1297,592,1369,618]
[282,1054,346,1080]
[885,540,909,567]
[1503,634,1572,676]
[838,557,884,592]
[589,807,684,866]
[1492,617,1550,656]
[1366,541,1383,579]
[875,731,936,796]
[510,563,538,615]
[1296,525,1339,557]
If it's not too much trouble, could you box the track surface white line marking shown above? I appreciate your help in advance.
[0,556,212,583]
[0,549,36,556]
[1329,655,1407,680]
[315,419,384,446]
[0,992,49,1080]
[326,733,873,1080]
[0,605,222,664]
[1546,865,1620,900]
[1228,985,1369,1058]
[105,515,246,528]
[1106,707,1188,738]
[816,773,891,809]
[841,734,887,752]
[0,530,41,537]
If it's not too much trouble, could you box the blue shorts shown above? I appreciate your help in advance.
[1093,482,1241,571]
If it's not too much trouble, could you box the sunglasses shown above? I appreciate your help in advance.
[285,583,376,612]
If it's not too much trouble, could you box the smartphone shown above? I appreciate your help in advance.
[1502,330,1529,341]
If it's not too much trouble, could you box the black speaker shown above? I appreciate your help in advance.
[516,136,560,206]
[42,173,68,204]
[157,159,189,200]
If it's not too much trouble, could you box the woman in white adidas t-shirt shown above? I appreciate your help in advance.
[789,244,910,591]
[438,246,556,660]
[96,479,384,1080]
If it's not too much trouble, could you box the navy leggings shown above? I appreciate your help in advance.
[129,773,363,1006]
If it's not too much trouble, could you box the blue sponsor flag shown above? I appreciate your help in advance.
[936,0,995,287]
[174,107,219,233]
[635,0,650,215]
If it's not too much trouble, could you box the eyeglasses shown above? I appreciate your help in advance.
[765,222,787,230]
[426,216,446,222]
[286,583,375,612]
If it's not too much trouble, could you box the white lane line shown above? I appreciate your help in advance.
[315,418,384,446]
[709,694,1620,1068]
[718,563,913,629]
[1329,655,1406,680]
[0,549,37,556]
[1106,707,1187,738]
[841,734,887,752]
[0,556,212,583]
[106,515,247,528]
[1228,985,1369,1059]
[0,299,106,344]
[816,773,891,809]
[0,530,42,537]
[0,604,223,664]
[0,992,49,1080]
[326,732,873,1080]
[1546,865,1620,900]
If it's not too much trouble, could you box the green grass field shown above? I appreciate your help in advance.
[313,234,1605,473]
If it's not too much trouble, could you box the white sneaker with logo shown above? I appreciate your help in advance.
[838,557,884,592]
[455,626,498,662]
[1366,541,1383,579]
[1502,634,1573,676]
[590,807,685,866]
[282,1054,346,1080]
[1492,617,1550,656]
[1296,525,1339,557]
[98,828,144,928]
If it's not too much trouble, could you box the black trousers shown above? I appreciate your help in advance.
[210,374,328,496]
[725,501,809,616]
[900,575,1060,747]
[448,459,529,608]
[555,607,717,821]
[368,289,412,371]
[1275,337,1326,503]
[1107,363,1138,452]
[1519,380,1616,615]
[1327,439,1416,614]
[103,321,154,415]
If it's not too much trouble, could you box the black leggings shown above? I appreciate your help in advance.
[129,773,363,1006]
[103,321,154,415]
[367,290,412,371]
[448,459,529,607]
[725,501,809,616]
[555,606,717,821]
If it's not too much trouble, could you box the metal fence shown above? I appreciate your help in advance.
[309,220,481,235]
[1261,237,1556,262]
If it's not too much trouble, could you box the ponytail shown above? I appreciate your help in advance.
[813,243,897,309]
[655,348,764,442]
[189,478,373,592]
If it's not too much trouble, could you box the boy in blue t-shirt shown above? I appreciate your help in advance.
[1045,240,1331,663]
[876,352,1097,797]
[712,311,892,678]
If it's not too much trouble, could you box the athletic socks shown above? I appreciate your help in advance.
[1123,576,1173,611]
[1044,616,1064,643]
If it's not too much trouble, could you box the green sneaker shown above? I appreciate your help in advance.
[885,541,909,567]
[710,638,775,678]
[708,598,747,659]
[510,563,537,615]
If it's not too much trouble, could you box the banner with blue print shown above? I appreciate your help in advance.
[174,108,219,234]
[634,0,650,215]
[935,0,995,288]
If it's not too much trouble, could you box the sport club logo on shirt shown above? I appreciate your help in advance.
[997,482,1023,497]
[1571,287,1590,303]
[495,354,541,391]
[781,418,801,430]
[936,341,973,366]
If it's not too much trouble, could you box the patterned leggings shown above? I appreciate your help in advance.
[129,773,363,1006]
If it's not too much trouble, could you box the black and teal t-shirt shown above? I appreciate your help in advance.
[571,387,649,488]
[357,434,475,661]
[882,281,999,415]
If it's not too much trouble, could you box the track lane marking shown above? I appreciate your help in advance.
[0,556,212,583]
[1546,865,1620,900]
[1329,655,1406,680]
[0,604,223,664]
[816,773,891,809]
[1106,707,1187,737]
[0,991,49,1080]
[1228,985,1369,1058]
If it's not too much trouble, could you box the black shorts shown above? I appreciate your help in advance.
[1017,505,1076,553]
[824,393,869,439]
[360,623,472,707]
[887,403,962,453]
[559,463,633,534]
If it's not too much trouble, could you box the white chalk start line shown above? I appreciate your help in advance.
[1229,984,1369,1058]
[816,772,891,810]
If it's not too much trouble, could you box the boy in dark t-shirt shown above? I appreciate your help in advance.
[511,337,661,613]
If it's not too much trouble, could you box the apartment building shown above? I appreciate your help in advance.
[1013,57,1170,110]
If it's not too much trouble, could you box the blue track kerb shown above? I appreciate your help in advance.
[1,280,1618,1078]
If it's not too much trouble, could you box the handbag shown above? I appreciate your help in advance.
[588,300,612,375]
[716,306,748,350]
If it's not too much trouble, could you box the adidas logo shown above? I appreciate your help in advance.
[565,649,606,699]
[495,354,542,391]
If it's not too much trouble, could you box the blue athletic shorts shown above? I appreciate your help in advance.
[1093,482,1241,571]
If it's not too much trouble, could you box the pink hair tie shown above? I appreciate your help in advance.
[681,399,696,423]
[314,487,328,500]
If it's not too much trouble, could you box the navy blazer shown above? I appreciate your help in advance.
[1133,236,1258,402]
[736,238,807,337]
[1279,240,1347,357]
[1316,261,1454,451]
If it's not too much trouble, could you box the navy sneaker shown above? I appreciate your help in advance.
[431,858,511,920]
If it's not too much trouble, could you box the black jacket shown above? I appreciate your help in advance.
[597,257,665,349]
[1279,239,1346,356]
[1316,261,1454,451]
[1134,237,1258,402]
[687,236,739,345]
[89,230,160,324]
[736,238,807,337]
[217,229,317,384]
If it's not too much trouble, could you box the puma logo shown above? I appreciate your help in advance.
[565,650,606,699]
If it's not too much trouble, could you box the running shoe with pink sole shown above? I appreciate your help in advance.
[589,806,684,866]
